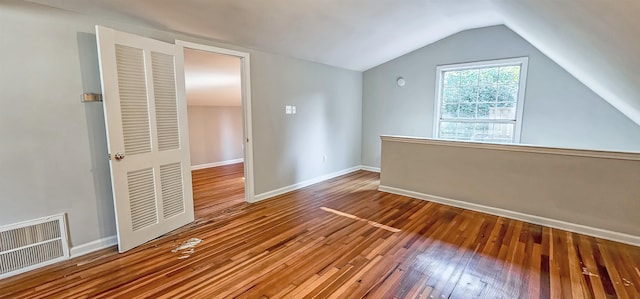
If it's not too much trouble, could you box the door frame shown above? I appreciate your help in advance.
[176,40,255,203]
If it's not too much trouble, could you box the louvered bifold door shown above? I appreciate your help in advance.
[96,26,194,253]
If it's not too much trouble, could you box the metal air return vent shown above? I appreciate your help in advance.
[0,214,69,279]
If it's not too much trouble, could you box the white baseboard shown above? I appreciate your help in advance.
[252,166,363,203]
[70,235,117,258]
[378,185,640,247]
[191,158,244,171]
[360,165,381,173]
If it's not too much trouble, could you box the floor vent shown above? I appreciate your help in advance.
[0,214,69,279]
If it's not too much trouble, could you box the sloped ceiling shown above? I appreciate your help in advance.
[21,0,640,125]
[495,0,640,127]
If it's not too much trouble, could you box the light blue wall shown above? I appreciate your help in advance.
[362,25,640,167]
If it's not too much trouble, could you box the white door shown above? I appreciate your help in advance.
[96,26,194,252]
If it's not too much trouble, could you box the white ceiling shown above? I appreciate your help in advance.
[23,0,640,125]
[183,48,241,107]
[23,0,504,70]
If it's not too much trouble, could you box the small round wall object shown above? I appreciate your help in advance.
[397,77,406,87]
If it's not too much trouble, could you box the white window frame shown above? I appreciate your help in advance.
[433,57,529,143]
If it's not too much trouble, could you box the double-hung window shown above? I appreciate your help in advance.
[434,57,528,143]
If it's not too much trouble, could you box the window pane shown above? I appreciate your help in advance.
[443,71,460,87]
[499,66,520,84]
[489,105,516,120]
[458,103,476,118]
[479,68,498,84]
[439,121,515,142]
[497,102,515,108]
[478,85,497,103]
[496,102,517,119]
[459,69,479,86]
[472,122,515,142]
[474,123,490,135]
[442,88,458,103]
[442,104,459,118]
[456,122,475,139]
[476,103,496,119]
[459,86,478,103]
[439,121,458,139]
[485,123,515,142]
[498,84,519,103]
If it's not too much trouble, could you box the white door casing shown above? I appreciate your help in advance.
[96,26,194,252]
[175,40,255,203]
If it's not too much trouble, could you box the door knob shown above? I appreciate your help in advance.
[114,152,125,161]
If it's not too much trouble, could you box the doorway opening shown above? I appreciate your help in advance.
[179,41,254,219]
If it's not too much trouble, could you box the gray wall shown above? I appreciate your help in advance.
[0,2,116,247]
[251,51,362,194]
[380,137,640,240]
[0,1,362,247]
[362,25,640,168]
[187,106,243,166]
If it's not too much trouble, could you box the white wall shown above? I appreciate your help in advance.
[187,106,243,166]
[362,25,640,168]
[0,1,362,248]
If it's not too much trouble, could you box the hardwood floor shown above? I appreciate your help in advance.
[1,170,639,298]
[191,162,246,220]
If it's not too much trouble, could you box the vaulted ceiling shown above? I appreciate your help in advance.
[23,0,640,125]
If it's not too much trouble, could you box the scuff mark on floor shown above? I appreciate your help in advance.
[320,207,401,233]
[581,267,599,277]
[172,238,203,259]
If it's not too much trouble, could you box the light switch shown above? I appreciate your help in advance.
[285,105,292,114]
[292,106,296,114]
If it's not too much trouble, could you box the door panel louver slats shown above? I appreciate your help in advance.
[160,163,185,219]
[115,45,152,155]
[97,26,194,253]
[0,215,69,279]
[127,168,158,231]
[151,52,180,151]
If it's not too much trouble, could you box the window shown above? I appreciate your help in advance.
[434,57,528,143]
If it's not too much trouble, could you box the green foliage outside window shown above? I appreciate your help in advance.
[438,64,522,142]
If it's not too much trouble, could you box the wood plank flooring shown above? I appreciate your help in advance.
[1,170,639,298]
[191,162,246,220]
